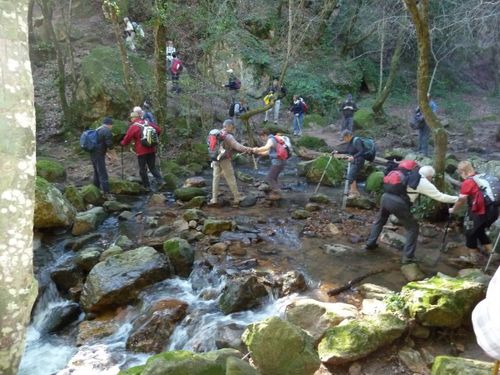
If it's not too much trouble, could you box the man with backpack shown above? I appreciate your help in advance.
[229,98,248,139]
[365,161,458,264]
[252,129,292,196]
[449,161,499,263]
[339,94,358,132]
[412,107,430,156]
[223,69,241,91]
[208,119,253,207]
[290,95,305,137]
[120,111,164,192]
[170,53,183,94]
[87,116,117,197]
[263,79,287,124]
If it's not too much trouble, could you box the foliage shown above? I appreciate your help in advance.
[294,136,329,151]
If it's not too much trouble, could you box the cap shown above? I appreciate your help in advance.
[130,111,140,119]
[103,116,113,125]
[133,106,143,114]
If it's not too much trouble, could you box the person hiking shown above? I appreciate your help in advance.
[170,53,183,94]
[123,17,136,51]
[140,101,156,123]
[252,129,290,197]
[89,116,117,198]
[263,78,287,124]
[449,161,499,264]
[209,119,253,207]
[120,111,164,192]
[290,95,305,137]
[230,98,248,139]
[166,40,176,68]
[413,107,431,156]
[223,69,241,91]
[339,94,358,132]
[365,164,458,264]
[428,93,438,113]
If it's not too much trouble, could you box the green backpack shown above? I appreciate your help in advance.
[353,136,376,162]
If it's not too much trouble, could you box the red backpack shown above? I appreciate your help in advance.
[274,135,292,160]
[300,98,308,113]
[383,159,420,197]
[171,58,183,74]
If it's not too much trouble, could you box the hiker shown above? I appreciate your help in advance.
[141,100,156,123]
[333,130,366,198]
[123,17,136,51]
[263,78,287,124]
[290,95,305,136]
[252,129,290,195]
[166,40,176,67]
[230,98,248,139]
[449,161,499,262]
[365,163,458,264]
[223,69,240,91]
[414,107,430,156]
[120,111,164,191]
[170,53,183,94]
[339,94,358,132]
[90,117,117,197]
[209,119,253,207]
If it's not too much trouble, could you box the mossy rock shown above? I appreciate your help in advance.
[298,156,345,187]
[202,219,234,235]
[34,177,76,229]
[353,108,375,130]
[294,136,328,151]
[80,184,103,205]
[161,160,184,177]
[64,185,86,211]
[431,356,493,375]
[162,237,194,277]
[119,365,144,375]
[303,114,328,128]
[163,172,179,191]
[36,158,66,182]
[186,162,204,175]
[174,187,207,202]
[365,171,384,194]
[109,178,143,195]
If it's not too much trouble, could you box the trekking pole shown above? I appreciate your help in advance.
[314,154,334,194]
[440,214,452,253]
[484,229,500,273]
[341,161,352,210]
[120,146,124,180]
[252,155,258,170]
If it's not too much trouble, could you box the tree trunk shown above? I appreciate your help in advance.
[314,0,338,42]
[60,0,77,100]
[152,16,167,144]
[341,0,362,56]
[404,0,447,190]
[372,28,405,115]
[28,0,35,47]
[378,13,385,95]
[0,1,38,374]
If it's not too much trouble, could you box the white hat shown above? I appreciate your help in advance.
[419,166,435,178]
[133,106,143,114]
[227,69,234,73]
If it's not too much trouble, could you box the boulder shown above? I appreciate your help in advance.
[183,208,207,222]
[309,193,330,204]
[318,313,407,365]
[219,276,268,314]
[72,207,107,236]
[64,233,101,251]
[358,283,395,300]
[77,319,120,346]
[74,246,103,272]
[400,263,425,282]
[298,156,345,187]
[36,158,66,182]
[305,203,321,212]
[400,274,485,328]
[291,209,310,220]
[103,200,132,213]
[346,195,374,210]
[242,317,321,375]
[184,196,206,209]
[183,176,206,188]
[353,109,375,130]
[126,299,188,353]
[380,229,405,250]
[214,323,246,351]
[279,271,307,296]
[431,356,493,375]
[34,177,76,228]
[163,172,179,191]
[109,178,143,195]
[50,257,84,293]
[115,235,134,249]
[80,184,103,205]
[174,187,207,202]
[37,302,81,333]
[100,245,123,261]
[203,219,234,235]
[80,246,173,313]
[64,185,86,211]
[226,356,261,375]
[398,347,429,374]
[285,299,358,342]
[365,171,384,194]
[162,237,195,277]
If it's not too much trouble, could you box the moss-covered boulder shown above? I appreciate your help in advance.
[34,177,76,229]
[202,219,234,235]
[72,207,107,236]
[162,237,194,277]
[182,208,206,222]
[161,160,185,177]
[162,172,179,191]
[353,108,375,130]
[365,171,384,194]
[431,356,493,375]
[226,356,261,375]
[184,196,206,209]
[36,158,66,182]
[80,184,103,205]
[64,185,86,211]
[174,187,207,202]
[318,313,407,365]
[401,275,485,328]
[219,276,268,314]
[242,316,321,375]
[298,155,345,187]
[291,209,310,220]
[294,136,328,151]
[109,178,143,195]
[309,193,330,204]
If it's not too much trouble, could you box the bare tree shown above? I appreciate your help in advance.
[0,0,38,373]
[152,0,168,143]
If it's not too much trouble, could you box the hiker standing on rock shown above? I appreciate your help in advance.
[339,93,357,132]
[365,163,458,264]
[333,130,365,198]
[209,119,253,207]
[449,160,499,263]
[290,95,305,137]
[90,116,117,198]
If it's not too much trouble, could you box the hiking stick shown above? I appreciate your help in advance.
[252,155,258,169]
[314,154,333,194]
[484,229,500,272]
[326,268,386,296]
[440,215,452,253]
[341,161,351,210]
[120,146,124,180]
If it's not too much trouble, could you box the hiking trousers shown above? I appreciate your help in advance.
[342,116,354,132]
[418,124,430,156]
[266,159,287,190]
[137,152,163,188]
[91,152,109,193]
[366,193,419,260]
[264,99,281,123]
[211,158,241,203]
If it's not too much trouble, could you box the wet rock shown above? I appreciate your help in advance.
[80,184,103,205]
[58,344,123,375]
[184,196,206,209]
[285,299,358,342]
[174,187,207,202]
[64,233,101,251]
[219,276,268,314]
[292,209,310,220]
[34,177,76,229]
[126,299,188,353]
[188,220,197,228]
[309,193,331,204]
[431,356,492,375]
[305,203,321,212]
[324,243,354,255]
[360,299,387,315]
[420,224,440,238]
[358,283,395,300]
[346,195,374,210]
[380,229,405,250]
[215,322,246,351]
[226,356,261,375]
[401,263,425,282]
[236,171,254,183]
[280,271,307,296]
[51,257,84,293]
[74,246,103,272]
[80,247,173,313]
[76,319,120,346]
[457,268,492,286]
[64,185,86,212]
[148,193,166,205]
[318,313,407,365]
[103,200,131,212]
[401,274,485,328]
[144,216,158,228]
[38,302,81,333]
[183,176,206,188]
[115,235,134,250]
[410,324,430,339]
[227,243,247,256]
[183,208,207,222]
[209,242,228,255]
[118,210,134,220]
[242,316,321,375]
[203,219,234,235]
[154,225,172,237]
[109,179,143,195]
[162,237,194,277]
[328,223,341,236]
[99,245,123,261]
[72,207,107,236]
[220,231,258,244]
[239,195,258,207]
[398,346,429,374]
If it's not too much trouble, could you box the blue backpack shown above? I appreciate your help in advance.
[80,127,101,152]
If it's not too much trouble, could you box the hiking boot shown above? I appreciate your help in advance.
[364,243,378,251]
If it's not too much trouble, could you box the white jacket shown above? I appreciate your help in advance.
[407,177,458,204]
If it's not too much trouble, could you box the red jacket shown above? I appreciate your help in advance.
[120,119,161,156]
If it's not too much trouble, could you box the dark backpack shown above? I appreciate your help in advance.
[229,101,238,117]
[472,174,500,207]
[274,135,292,160]
[207,129,227,161]
[383,159,420,197]
[300,98,308,113]
[80,127,102,152]
[353,136,376,162]
[136,122,159,147]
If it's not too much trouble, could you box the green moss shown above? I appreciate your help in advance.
[365,171,384,194]
[294,135,328,151]
[80,184,103,204]
[299,156,346,187]
[161,160,184,177]
[118,365,144,375]
[64,185,86,211]
[163,173,179,191]
[353,108,375,130]
[174,187,207,202]
[109,178,143,195]
[36,159,66,182]
[303,113,328,128]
